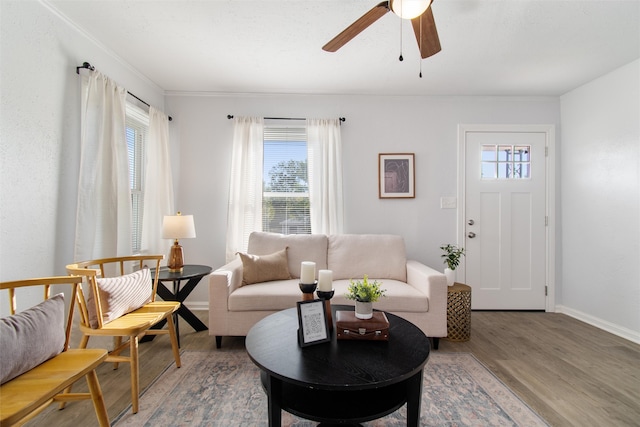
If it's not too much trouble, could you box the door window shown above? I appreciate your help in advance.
[481,145,531,179]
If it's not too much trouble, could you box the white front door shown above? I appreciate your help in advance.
[459,125,552,310]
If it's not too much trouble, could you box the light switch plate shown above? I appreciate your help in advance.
[440,197,457,209]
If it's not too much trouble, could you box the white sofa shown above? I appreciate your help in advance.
[208,232,448,349]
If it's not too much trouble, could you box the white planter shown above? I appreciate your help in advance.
[355,301,373,319]
[444,268,455,286]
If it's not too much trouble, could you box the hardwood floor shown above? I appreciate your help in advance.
[28,311,640,426]
[439,312,640,427]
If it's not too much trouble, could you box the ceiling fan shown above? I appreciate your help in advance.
[322,0,441,59]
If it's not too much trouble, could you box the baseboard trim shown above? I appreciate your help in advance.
[556,305,640,344]
[182,301,209,311]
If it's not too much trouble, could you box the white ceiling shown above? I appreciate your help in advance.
[47,0,639,96]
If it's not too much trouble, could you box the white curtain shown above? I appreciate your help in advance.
[141,106,175,259]
[226,116,264,261]
[307,118,344,235]
[74,71,130,261]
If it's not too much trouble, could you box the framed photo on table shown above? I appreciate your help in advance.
[297,299,330,347]
[379,153,415,198]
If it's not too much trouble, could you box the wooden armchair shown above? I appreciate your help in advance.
[65,255,181,414]
[0,276,109,427]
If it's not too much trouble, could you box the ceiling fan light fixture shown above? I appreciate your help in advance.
[390,0,431,20]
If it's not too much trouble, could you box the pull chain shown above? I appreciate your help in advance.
[399,9,404,61]
[418,12,422,77]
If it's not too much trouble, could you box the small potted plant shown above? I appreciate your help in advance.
[345,275,386,319]
[440,244,465,286]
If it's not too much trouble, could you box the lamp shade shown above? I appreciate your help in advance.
[390,0,431,20]
[162,214,196,239]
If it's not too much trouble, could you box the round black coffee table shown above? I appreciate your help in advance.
[245,305,430,426]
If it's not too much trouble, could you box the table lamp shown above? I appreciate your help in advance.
[162,212,196,272]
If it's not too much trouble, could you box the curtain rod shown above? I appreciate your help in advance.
[227,115,345,123]
[76,62,172,121]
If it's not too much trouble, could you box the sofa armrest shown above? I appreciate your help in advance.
[405,259,447,317]
[209,258,243,306]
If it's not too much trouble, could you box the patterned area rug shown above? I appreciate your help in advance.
[113,351,548,427]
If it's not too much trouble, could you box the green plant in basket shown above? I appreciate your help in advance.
[345,275,386,303]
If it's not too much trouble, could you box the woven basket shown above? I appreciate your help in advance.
[446,284,471,342]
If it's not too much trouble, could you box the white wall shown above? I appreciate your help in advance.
[165,94,560,308]
[559,60,640,341]
[0,1,166,314]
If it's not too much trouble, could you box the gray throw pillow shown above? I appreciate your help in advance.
[0,293,66,384]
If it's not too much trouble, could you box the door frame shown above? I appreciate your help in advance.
[457,124,556,312]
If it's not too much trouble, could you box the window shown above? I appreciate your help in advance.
[125,104,149,253]
[262,125,310,234]
[226,117,343,259]
[481,144,531,179]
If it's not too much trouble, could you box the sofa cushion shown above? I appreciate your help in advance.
[238,248,291,286]
[229,279,304,311]
[248,232,328,278]
[87,268,152,328]
[328,234,407,282]
[331,279,428,312]
[228,278,428,313]
[0,293,66,384]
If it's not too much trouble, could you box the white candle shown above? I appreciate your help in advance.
[318,270,333,292]
[300,261,316,284]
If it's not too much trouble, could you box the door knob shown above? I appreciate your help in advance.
[468,219,475,226]
[468,232,476,238]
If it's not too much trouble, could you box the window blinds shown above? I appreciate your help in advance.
[125,103,149,253]
[262,125,310,234]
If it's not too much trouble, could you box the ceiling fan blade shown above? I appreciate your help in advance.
[323,1,390,52]
[411,5,441,59]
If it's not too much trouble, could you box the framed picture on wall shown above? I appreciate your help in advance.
[379,153,415,198]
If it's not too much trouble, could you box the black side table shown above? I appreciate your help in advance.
[151,264,212,346]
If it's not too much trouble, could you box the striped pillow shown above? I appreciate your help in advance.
[87,268,152,328]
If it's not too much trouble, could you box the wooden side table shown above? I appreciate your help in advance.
[445,282,472,342]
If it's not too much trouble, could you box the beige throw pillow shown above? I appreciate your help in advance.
[238,247,291,286]
[87,268,153,328]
